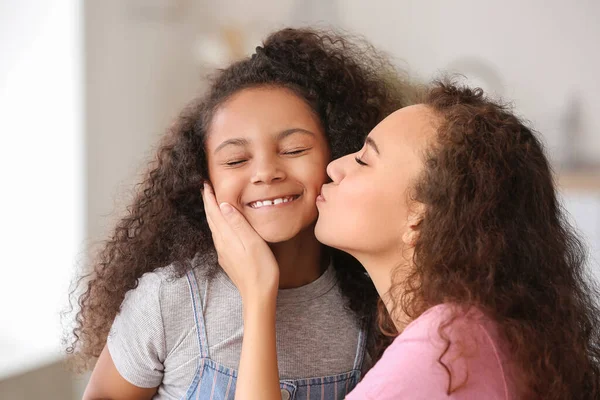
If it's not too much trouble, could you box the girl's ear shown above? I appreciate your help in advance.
[402,202,425,247]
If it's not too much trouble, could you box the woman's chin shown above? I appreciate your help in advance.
[314,219,334,247]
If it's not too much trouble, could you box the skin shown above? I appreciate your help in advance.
[82,346,158,400]
[316,104,433,317]
[203,105,438,399]
[206,86,331,288]
[83,87,333,399]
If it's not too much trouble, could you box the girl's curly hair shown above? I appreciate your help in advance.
[65,27,415,370]
[383,81,600,398]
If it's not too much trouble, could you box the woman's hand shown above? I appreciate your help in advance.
[202,183,282,400]
[201,183,280,304]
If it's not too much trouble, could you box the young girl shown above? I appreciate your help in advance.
[203,81,600,399]
[69,28,414,399]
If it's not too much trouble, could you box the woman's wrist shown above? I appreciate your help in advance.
[242,288,277,317]
[239,268,279,307]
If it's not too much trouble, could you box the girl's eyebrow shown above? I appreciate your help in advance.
[277,128,316,140]
[214,138,249,154]
[214,128,315,154]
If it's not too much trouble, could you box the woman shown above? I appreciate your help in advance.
[203,81,600,399]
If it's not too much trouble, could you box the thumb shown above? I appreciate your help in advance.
[219,202,236,217]
[219,202,257,241]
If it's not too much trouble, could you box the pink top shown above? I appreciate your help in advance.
[346,303,520,399]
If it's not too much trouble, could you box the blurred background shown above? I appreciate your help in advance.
[1,0,599,398]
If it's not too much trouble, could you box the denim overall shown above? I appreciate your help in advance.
[183,270,367,400]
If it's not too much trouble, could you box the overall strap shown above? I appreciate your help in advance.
[185,269,211,358]
[352,320,369,371]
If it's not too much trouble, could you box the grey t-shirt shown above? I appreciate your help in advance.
[107,263,369,399]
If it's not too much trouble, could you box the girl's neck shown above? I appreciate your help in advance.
[269,223,327,289]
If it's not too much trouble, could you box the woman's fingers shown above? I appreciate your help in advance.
[218,203,262,250]
[202,183,247,248]
[201,183,279,300]
[201,183,227,244]
[203,183,258,245]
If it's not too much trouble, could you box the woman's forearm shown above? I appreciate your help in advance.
[235,296,281,400]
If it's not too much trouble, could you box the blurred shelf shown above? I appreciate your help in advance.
[558,169,600,192]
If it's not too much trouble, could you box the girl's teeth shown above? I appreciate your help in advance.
[252,196,295,208]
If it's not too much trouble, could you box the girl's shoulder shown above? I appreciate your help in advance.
[107,265,197,390]
[128,258,220,299]
[122,264,187,304]
[124,261,238,318]
[112,265,191,334]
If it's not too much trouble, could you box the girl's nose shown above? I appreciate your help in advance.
[250,156,286,184]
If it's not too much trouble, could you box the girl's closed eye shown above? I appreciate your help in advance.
[222,156,249,167]
[283,147,312,156]
[225,159,247,166]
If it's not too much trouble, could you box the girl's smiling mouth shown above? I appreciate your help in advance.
[247,194,301,209]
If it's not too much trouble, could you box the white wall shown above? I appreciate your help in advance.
[339,0,600,166]
[84,1,207,245]
[563,192,600,285]
[0,0,83,379]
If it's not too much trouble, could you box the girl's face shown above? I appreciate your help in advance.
[206,86,330,243]
[315,105,435,259]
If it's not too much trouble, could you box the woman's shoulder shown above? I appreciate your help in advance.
[399,303,492,340]
[348,303,514,399]
[394,303,509,374]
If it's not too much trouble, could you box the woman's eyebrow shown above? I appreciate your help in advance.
[214,138,249,154]
[365,137,380,155]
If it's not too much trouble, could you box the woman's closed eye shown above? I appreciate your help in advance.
[355,156,368,166]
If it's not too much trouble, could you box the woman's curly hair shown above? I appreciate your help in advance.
[383,81,600,398]
[65,27,415,370]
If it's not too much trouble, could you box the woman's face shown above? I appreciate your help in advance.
[206,86,330,243]
[315,105,436,259]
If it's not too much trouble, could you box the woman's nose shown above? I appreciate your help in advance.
[326,154,349,184]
